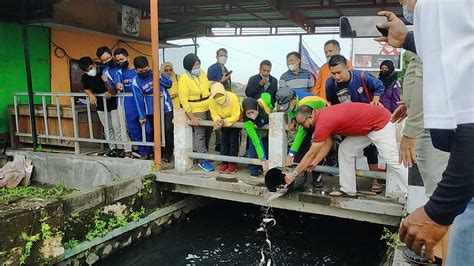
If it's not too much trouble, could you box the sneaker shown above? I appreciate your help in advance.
[225,163,237,174]
[106,149,117,157]
[313,172,324,188]
[117,149,126,158]
[218,163,228,173]
[198,160,214,172]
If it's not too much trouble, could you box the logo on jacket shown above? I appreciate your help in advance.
[357,87,364,94]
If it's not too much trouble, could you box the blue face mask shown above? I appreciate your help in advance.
[191,69,200,76]
[403,5,414,24]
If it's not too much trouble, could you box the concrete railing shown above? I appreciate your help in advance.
[173,108,406,198]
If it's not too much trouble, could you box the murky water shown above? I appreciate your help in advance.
[99,201,387,265]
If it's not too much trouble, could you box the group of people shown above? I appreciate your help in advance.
[79,47,177,161]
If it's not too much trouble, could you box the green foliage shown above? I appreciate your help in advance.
[0,183,75,205]
[142,179,153,195]
[40,220,52,240]
[20,233,41,265]
[150,162,158,172]
[129,206,145,222]
[380,227,402,250]
[63,239,79,250]
[34,145,52,153]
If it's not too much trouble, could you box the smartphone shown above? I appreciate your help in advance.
[227,70,233,76]
[340,16,388,38]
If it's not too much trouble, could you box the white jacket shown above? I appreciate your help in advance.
[414,0,474,129]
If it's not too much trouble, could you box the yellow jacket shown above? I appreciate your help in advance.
[178,70,211,113]
[209,83,241,127]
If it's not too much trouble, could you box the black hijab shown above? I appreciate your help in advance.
[379,60,398,89]
[242,97,268,123]
[183,53,200,71]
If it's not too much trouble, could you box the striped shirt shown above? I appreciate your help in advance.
[279,68,315,93]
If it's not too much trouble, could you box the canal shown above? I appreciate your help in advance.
[99,200,388,265]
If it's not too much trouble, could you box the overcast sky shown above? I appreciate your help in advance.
[168,35,352,84]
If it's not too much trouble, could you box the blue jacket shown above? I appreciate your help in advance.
[325,70,385,105]
[115,68,137,111]
[207,62,231,90]
[132,73,173,120]
[102,65,120,86]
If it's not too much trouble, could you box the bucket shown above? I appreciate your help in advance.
[264,167,307,192]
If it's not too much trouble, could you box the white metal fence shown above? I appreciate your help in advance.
[12,92,165,154]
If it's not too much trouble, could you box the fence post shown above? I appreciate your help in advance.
[173,108,193,171]
[268,112,287,169]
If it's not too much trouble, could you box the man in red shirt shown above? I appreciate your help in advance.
[284,103,408,198]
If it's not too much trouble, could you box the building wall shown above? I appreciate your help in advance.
[50,28,152,94]
[0,22,51,135]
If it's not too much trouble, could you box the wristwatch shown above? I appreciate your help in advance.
[288,153,294,158]
[291,169,298,177]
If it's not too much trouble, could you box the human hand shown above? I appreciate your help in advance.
[102,75,108,82]
[215,119,224,129]
[287,120,297,131]
[399,207,449,262]
[190,116,201,127]
[370,101,383,107]
[89,95,97,106]
[139,118,146,126]
[375,11,408,48]
[262,161,269,173]
[399,135,417,167]
[283,172,295,185]
[285,155,295,166]
[259,78,268,86]
[104,91,112,99]
[117,83,124,91]
[391,101,407,123]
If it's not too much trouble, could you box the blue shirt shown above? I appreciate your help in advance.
[279,68,315,92]
[207,62,231,90]
[115,68,137,112]
[325,70,385,105]
[132,73,173,120]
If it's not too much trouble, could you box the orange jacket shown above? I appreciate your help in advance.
[312,60,353,102]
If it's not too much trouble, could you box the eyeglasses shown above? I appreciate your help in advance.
[164,69,173,72]
[296,116,311,127]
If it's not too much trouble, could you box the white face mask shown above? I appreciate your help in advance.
[403,5,414,24]
[87,67,97,77]
[288,64,297,72]
[247,112,258,120]
[218,56,227,65]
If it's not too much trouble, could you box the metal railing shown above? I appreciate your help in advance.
[12,92,165,154]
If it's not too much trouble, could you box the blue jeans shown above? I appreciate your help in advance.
[248,136,268,176]
[447,198,474,265]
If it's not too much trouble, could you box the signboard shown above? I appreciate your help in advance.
[122,5,140,37]
[352,38,403,71]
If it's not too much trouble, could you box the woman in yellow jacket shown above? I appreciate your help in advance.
[179,53,214,172]
[209,82,241,174]
[161,62,180,109]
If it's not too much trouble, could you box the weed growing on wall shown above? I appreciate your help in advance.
[380,227,401,250]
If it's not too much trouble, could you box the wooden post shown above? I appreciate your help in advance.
[150,0,161,170]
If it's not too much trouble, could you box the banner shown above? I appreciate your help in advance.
[352,38,403,71]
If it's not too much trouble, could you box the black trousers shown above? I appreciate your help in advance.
[163,111,174,159]
[220,127,240,163]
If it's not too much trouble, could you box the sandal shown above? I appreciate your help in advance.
[369,183,383,194]
[329,188,357,198]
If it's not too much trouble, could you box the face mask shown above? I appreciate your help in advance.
[86,67,97,77]
[288,64,297,72]
[218,56,227,65]
[215,95,226,105]
[191,69,200,76]
[403,5,414,24]
[106,60,116,67]
[138,70,150,79]
[247,112,258,120]
[119,61,129,69]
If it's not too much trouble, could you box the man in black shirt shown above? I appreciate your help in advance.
[79,57,122,157]
[245,60,277,106]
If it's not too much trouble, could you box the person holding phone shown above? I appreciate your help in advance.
[207,48,232,91]
[245,60,278,106]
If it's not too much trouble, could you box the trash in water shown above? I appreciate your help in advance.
[256,227,265,232]
[262,218,276,226]
[185,254,200,260]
